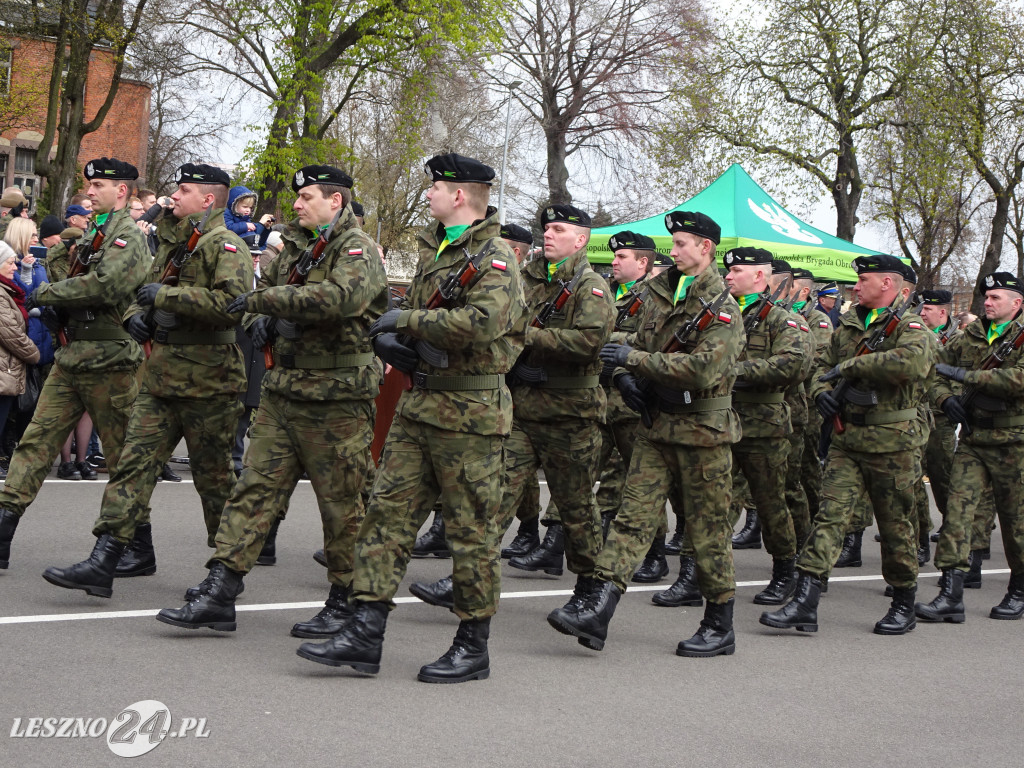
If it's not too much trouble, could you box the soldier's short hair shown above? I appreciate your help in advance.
[633,249,657,274]
[440,180,490,215]
[312,183,352,208]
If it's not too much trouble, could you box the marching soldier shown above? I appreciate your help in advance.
[547,211,743,657]
[155,165,388,635]
[725,250,807,605]
[761,254,932,634]
[0,159,148,571]
[916,273,1024,622]
[41,163,253,598]
[296,153,524,683]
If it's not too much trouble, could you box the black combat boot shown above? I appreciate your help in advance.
[652,556,703,607]
[417,618,491,683]
[411,512,450,558]
[296,601,389,673]
[917,534,930,567]
[42,534,127,598]
[553,575,597,618]
[753,557,797,605]
[114,523,156,578]
[963,549,983,589]
[759,572,821,632]
[914,569,965,623]
[665,516,685,556]
[500,517,540,559]
[547,579,621,651]
[184,569,246,601]
[156,563,244,632]
[313,548,328,568]
[731,509,762,549]
[631,537,669,583]
[409,575,454,610]
[256,520,280,566]
[990,573,1024,620]
[874,585,917,635]
[291,583,354,637]
[0,506,20,569]
[834,531,863,567]
[677,598,736,657]
[508,523,564,576]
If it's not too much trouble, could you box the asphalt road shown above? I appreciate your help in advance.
[1,471,1021,767]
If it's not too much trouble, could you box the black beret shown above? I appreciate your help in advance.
[608,230,656,252]
[852,254,906,275]
[424,153,494,185]
[350,200,365,217]
[500,223,533,246]
[723,247,773,267]
[84,157,138,181]
[39,214,63,240]
[900,262,918,284]
[174,163,230,187]
[920,290,952,305]
[792,267,815,281]
[983,272,1024,295]
[664,211,720,244]
[293,165,353,192]
[771,259,792,274]
[654,253,674,267]
[542,204,592,228]
[818,281,839,296]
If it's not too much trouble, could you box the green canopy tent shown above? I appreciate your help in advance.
[586,163,881,282]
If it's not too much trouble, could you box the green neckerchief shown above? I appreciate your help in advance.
[673,275,696,305]
[931,324,943,336]
[434,224,470,262]
[864,307,885,329]
[987,319,1012,345]
[792,300,806,312]
[736,293,760,312]
[616,279,637,301]
[547,257,569,282]
[93,211,110,228]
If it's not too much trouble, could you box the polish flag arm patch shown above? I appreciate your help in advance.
[718,311,732,323]
[348,249,363,256]
[786,319,798,328]
[907,321,923,330]
[592,288,604,297]
[224,243,238,252]
[491,259,507,271]
[819,321,830,328]
[113,238,127,248]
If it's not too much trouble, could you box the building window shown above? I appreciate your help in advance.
[14,147,34,174]
[0,49,9,96]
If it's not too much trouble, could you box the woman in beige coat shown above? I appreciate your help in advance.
[0,241,41,479]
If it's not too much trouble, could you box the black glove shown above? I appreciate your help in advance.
[815,391,841,420]
[599,342,633,368]
[125,314,152,344]
[24,289,41,313]
[818,365,842,384]
[136,283,163,307]
[248,316,276,349]
[40,307,61,334]
[615,373,645,411]
[227,292,253,315]
[935,363,967,383]
[373,332,418,373]
[941,396,968,426]
[369,309,402,337]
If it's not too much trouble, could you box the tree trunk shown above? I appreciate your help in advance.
[832,136,862,242]
[972,192,1012,315]
[545,128,571,205]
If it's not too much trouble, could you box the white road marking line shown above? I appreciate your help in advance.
[0,569,1011,626]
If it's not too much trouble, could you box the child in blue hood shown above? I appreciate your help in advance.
[225,185,274,249]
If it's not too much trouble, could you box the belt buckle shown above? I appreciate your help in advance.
[683,390,692,405]
[412,371,427,389]
[154,329,169,344]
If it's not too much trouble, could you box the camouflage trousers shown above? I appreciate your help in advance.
[935,441,1024,574]
[798,445,919,588]
[351,415,505,620]
[0,364,138,516]
[733,437,796,559]
[923,418,955,520]
[496,417,603,576]
[93,392,241,545]
[803,413,824,520]
[211,393,373,584]
[596,436,734,602]
[785,423,811,544]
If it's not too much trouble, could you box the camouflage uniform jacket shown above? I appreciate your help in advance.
[34,206,148,373]
[801,305,833,415]
[733,303,807,439]
[394,207,525,437]
[619,262,743,448]
[511,247,614,423]
[44,240,72,283]
[245,207,388,402]
[604,276,650,422]
[933,314,1024,446]
[783,308,815,428]
[810,304,932,452]
[127,208,253,399]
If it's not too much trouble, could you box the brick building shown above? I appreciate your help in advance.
[0,33,150,210]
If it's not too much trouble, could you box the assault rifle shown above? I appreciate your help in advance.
[938,317,959,346]
[956,320,1024,437]
[613,282,649,331]
[58,216,113,346]
[828,291,920,435]
[143,205,215,358]
[396,241,495,390]
[509,264,588,386]
[743,277,790,339]
[263,209,342,370]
